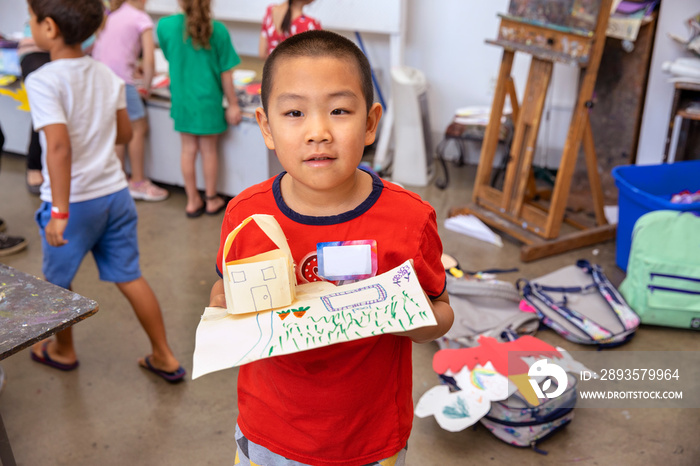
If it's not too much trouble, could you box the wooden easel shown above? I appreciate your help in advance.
[451,0,616,262]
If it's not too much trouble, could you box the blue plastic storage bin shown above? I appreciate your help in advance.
[612,160,700,271]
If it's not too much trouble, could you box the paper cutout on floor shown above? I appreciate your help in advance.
[444,214,503,247]
[415,362,511,432]
[192,215,437,379]
[415,336,594,431]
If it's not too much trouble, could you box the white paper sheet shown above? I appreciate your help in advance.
[444,214,503,247]
[192,260,437,379]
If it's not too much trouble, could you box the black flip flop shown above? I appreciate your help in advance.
[186,205,205,218]
[140,356,186,383]
[30,341,79,371]
[205,195,227,216]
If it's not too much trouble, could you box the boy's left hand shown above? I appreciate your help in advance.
[45,218,69,247]
[394,290,453,344]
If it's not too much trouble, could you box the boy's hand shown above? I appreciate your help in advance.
[394,289,453,344]
[226,105,242,126]
[209,293,227,308]
[209,278,227,308]
[45,218,69,247]
[391,259,454,343]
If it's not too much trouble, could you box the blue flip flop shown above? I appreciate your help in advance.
[30,341,79,371]
[141,356,186,383]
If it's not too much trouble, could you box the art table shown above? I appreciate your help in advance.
[0,264,99,466]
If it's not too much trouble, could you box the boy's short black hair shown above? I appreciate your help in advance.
[28,0,104,46]
[261,30,374,114]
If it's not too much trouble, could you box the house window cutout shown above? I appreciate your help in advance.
[262,266,277,281]
[231,270,247,283]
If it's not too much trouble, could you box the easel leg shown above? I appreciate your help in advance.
[582,117,608,226]
[506,77,519,123]
[503,58,553,216]
[545,2,612,238]
[472,50,514,202]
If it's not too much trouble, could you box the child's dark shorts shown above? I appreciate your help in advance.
[35,188,141,289]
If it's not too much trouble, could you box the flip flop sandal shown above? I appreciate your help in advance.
[204,195,227,216]
[186,205,206,218]
[30,341,79,371]
[140,356,186,383]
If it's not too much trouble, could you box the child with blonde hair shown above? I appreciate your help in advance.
[157,0,242,217]
[93,0,169,202]
[24,0,184,382]
[258,0,320,58]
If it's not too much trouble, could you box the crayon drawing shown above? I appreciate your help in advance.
[193,260,436,379]
[320,283,388,313]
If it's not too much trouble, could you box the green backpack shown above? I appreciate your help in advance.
[619,210,700,330]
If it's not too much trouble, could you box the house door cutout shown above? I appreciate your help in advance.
[251,285,272,311]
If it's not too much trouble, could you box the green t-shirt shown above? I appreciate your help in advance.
[157,15,240,135]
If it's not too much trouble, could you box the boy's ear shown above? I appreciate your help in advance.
[364,102,383,146]
[255,107,276,151]
[42,17,61,40]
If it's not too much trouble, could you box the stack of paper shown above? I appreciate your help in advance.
[606,0,659,42]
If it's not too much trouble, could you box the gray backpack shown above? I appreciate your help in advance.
[518,260,640,347]
[438,276,539,349]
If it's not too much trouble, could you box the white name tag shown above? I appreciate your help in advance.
[317,240,377,281]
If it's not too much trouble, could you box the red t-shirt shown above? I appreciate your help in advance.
[216,170,445,465]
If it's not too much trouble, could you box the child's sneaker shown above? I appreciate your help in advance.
[0,234,28,257]
[129,179,169,202]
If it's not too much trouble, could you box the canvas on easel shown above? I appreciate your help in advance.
[451,0,617,262]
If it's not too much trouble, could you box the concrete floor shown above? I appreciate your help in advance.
[0,152,698,465]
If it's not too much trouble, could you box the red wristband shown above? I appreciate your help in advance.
[51,206,69,220]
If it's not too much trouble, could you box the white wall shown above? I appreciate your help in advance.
[636,0,698,165]
[0,0,581,166]
[401,0,579,167]
[0,1,26,39]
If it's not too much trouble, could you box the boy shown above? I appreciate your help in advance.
[25,0,184,382]
[209,30,454,465]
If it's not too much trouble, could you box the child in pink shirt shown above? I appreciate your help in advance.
[93,0,169,201]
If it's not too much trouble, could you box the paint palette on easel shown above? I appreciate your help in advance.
[507,0,603,34]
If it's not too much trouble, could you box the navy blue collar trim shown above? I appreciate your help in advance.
[273,167,383,225]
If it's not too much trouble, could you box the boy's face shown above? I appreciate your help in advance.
[256,55,381,194]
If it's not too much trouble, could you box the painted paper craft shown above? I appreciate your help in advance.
[192,215,437,379]
[415,335,594,431]
[415,362,512,432]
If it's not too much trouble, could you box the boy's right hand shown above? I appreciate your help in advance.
[209,278,227,308]
[45,218,69,247]
[209,293,226,308]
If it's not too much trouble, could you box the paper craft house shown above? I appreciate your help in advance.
[223,215,297,314]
